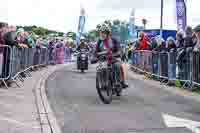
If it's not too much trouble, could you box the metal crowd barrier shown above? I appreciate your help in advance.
[0,45,72,88]
[48,47,72,65]
[192,51,200,86]
[131,50,200,89]
[0,45,12,87]
[0,45,48,88]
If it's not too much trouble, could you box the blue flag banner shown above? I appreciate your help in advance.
[78,16,85,33]
[176,0,187,31]
[76,8,86,46]
[128,9,136,40]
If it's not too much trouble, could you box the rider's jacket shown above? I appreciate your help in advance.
[95,38,121,58]
[77,42,89,52]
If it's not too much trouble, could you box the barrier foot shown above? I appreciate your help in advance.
[160,79,167,85]
[166,80,176,86]
[181,81,192,90]
[25,71,32,77]
[13,80,20,88]
[181,82,186,89]
[188,84,194,91]
[2,80,9,89]
[18,75,24,82]
[23,72,29,78]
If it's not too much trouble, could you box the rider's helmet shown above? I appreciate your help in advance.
[80,36,87,48]
[80,36,85,41]
[194,24,200,33]
[100,25,111,35]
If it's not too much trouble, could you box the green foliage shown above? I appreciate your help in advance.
[16,25,64,36]
[67,32,76,40]
[113,20,120,25]
[175,80,182,88]
[96,24,101,32]
[32,27,48,36]
[88,30,98,41]
[142,18,147,29]
[87,19,130,43]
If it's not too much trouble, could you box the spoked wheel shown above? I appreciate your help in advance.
[96,71,112,104]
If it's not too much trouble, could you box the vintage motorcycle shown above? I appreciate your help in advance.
[95,51,123,104]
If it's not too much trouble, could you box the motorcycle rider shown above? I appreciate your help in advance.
[77,36,89,69]
[77,36,90,52]
[95,25,128,88]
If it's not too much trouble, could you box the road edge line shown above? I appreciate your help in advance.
[35,64,70,133]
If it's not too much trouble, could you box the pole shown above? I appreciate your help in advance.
[160,0,163,37]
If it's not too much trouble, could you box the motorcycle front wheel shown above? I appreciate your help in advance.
[96,71,112,104]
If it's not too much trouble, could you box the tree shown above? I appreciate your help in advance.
[58,32,64,36]
[89,19,141,43]
[67,32,76,40]
[96,24,101,31]
[142,18,147,29]
[88,30,98,41]
[113,20,120,25]
[32,27,48,36]
[16,25,64,36]
[104,20,112,28]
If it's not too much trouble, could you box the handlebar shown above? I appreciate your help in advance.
[97,51,120,58]
[97,51,108,56]
[74,51,89,55]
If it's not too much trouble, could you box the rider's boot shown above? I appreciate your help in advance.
[121,81,128,89]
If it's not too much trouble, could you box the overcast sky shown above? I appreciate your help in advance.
[0,0,199,32]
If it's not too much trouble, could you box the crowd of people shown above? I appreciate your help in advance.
[127,25,200,63]
[0,22,76,50]
[0,22,79,82]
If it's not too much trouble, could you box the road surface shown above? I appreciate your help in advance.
[46,64,200,133]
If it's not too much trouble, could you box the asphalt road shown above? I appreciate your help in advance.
[46,64,200,133]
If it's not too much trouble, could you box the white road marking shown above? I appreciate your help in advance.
[0,115,40,129]
[163,113,200,133]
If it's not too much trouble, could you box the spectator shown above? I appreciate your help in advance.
[176,27,194,66]
[3,26,18,47]
[2,25,18,79]
[127,41,134,60]
[16,28,29,48]
[192,32,197,45]
[25,32,36,48]
[166,37,176,52]
[176,30,187,66]
[176,31,184,49]
[193,24,200,52]
[149,37,158,50]
[43,38,49,48]
[139,32,150,50]
[55,39,64,48]
[134,39,140,50]
[184,26,194,48]
[36,38,44,48]
[0,22,7,45]
[154,36,166,52]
